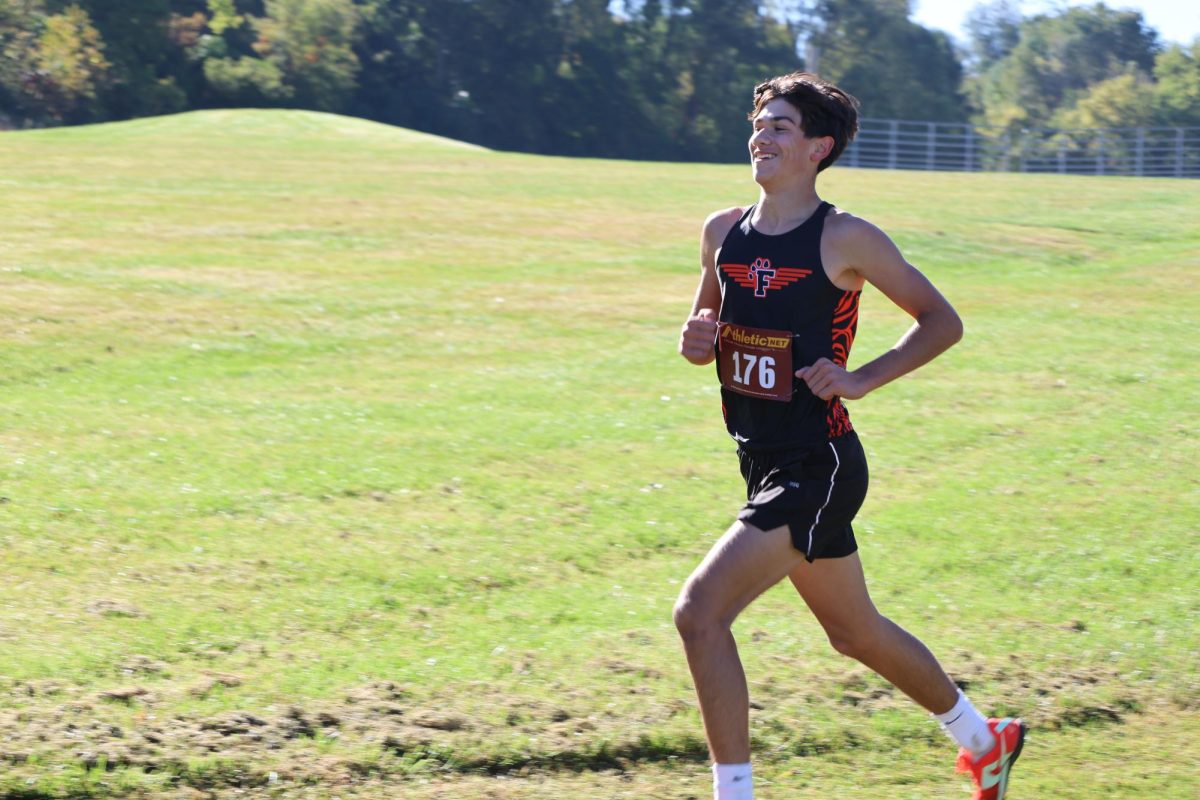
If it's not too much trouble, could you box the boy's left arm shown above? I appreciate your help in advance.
[797,218,963,401]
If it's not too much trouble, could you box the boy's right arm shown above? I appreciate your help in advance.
[679,207,742,365]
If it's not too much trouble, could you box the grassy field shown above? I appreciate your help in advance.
[0,110,1197,799]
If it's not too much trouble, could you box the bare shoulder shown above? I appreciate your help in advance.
[821,206,911,290]
[823,206,909,271]
[702,206,746,249]
[823,207,894,253]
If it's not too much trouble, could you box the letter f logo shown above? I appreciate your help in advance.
[749,257,775,297]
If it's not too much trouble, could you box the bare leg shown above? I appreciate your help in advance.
[789,552,959,714]
[674,521,807,762]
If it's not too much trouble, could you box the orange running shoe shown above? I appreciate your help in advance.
[955,717,1027,799]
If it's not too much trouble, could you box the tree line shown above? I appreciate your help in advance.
[2,0,1198,162]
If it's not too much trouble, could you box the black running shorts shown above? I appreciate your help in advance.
[736,431,869,562]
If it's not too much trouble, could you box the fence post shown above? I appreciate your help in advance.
[1135,128,1144,177]
[1177,127,1185,178]
[965,124,975,172]
[926,122,935,170]
[1097,130,1106,175]
[888,120,898,169]
[1058,137,1066,174]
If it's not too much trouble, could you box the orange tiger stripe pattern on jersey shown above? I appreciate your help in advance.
[830,289,860,367]
[827,289,861,438]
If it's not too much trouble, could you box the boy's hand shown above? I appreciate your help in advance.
[680,308,718,364]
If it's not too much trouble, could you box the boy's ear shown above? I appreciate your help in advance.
[812,135,833,161]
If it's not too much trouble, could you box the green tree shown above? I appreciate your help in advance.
[251,0,360,111]
[30,4,110,119]
[1153,40,1200,126]
[203,49,290,103]
[671,0,804,160]
[206,0,242,34]
[47,0,187,118]
[547,0,668,158]
[973,3,1160,133]
[412,0,799,160]
[432,0,572,153]
[805,0,969,122]
[347,0,458,135]
[1047,70,1169,174]
[1053,70,1155,130]
[0,2,111,124]
[964,0,1020,71]
[196,0,293,105]
[0,0,42,122]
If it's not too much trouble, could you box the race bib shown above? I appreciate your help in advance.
[716,322,794,402]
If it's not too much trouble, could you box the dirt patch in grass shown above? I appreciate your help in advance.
[0,646,1188,797]
[0,680,702,794]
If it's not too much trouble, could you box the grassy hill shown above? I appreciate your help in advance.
[0,109,1198,799]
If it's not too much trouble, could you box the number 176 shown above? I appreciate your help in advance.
[731,351,776,389]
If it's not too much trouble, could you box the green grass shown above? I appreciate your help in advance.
[0,109,1198,798]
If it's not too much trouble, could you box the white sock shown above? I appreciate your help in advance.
[934,690,996,760]
[712,762,753,800]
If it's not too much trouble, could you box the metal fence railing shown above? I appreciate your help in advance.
[843,118,1200,178]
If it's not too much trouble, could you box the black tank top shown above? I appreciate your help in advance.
[715,202,860,450]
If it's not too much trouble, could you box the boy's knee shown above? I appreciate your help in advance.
[827,631,865,660]
[824,616,885,661]
[672,590,700,638]
[672,585,725,642]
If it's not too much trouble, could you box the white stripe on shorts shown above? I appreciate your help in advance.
[805,440,841,559]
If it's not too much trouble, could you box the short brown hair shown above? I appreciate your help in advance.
[750,72,860,171]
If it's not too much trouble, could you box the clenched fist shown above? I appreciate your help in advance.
[795,357,870,401]
[680,308,718,365]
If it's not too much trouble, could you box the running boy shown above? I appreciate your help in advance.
[675,71,1025,800]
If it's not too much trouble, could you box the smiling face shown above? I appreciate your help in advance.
[748,98,830,187]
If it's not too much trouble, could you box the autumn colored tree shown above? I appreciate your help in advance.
[0,1,111,123]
